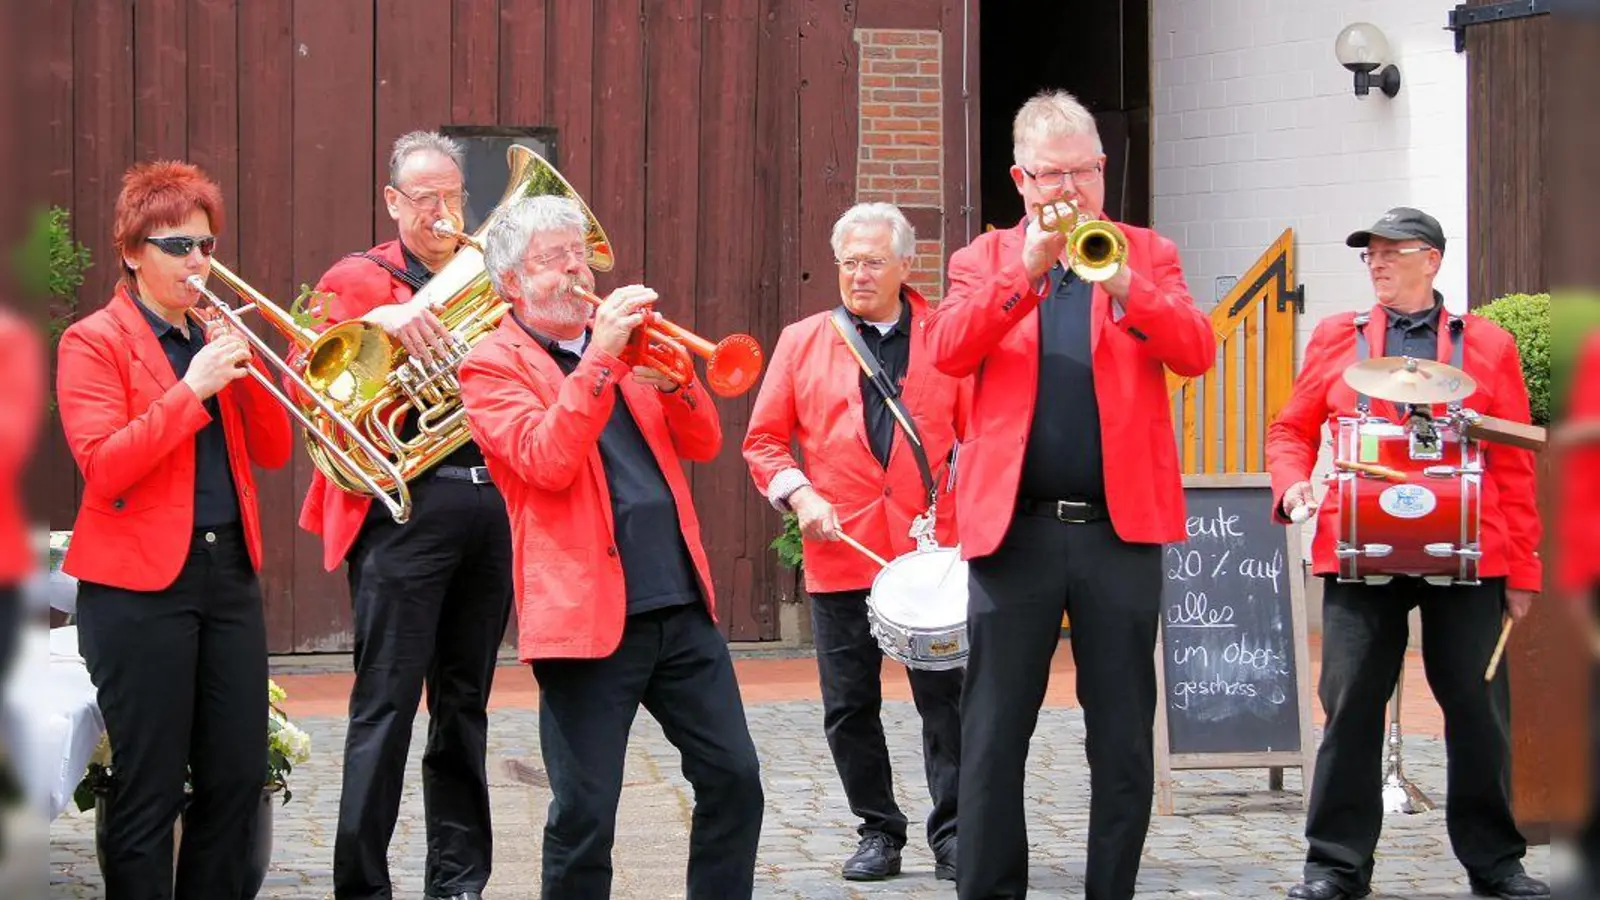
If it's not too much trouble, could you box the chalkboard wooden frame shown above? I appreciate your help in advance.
[1153,473,1317,815]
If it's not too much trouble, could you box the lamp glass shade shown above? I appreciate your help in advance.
[1335,22,1390,71]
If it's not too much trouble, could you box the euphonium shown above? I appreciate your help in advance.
[193,143,590,523]
[1034,198,1128,282]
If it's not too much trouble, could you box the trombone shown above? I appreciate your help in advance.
[186,263,414,523]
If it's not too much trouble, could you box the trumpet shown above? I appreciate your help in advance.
[1033,198,1128,282]
[431,220,764,398]
[566,280,764,398]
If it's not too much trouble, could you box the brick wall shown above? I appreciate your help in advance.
[1152,0,1468,346]
[854,28,946,299]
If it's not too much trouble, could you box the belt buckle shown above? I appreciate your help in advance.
[1055,500,1091,524]
[468,466,492,485]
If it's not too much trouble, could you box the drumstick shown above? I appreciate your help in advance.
[1334,459,1409,482]
[1484,614,1514,682]
[838,531,892,569]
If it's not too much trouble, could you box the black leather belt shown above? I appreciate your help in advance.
[433,465,494,485]
[1016,497,1108,524]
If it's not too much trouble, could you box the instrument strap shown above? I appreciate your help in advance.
[1446,314,1465,415]
[349,251,429,293]
[1353,312,1371,414]
[829,306,938,509]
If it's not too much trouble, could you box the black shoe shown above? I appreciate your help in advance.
[1470,873,1552,899]
[1287,880,1365,900]
[426,893,484,900]
[934,838,956,882]
[843,832,901,881]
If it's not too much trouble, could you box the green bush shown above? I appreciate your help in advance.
[770,513,803,569]
[1552,292,1600,419]
[1476,292,1550,426]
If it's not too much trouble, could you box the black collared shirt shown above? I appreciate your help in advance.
[134,296,240,528]
[1383,291,1445,360]
[1018,263,1105,502]
[512,315,701,615]
[393,242,485,469]
[845,297,913,468]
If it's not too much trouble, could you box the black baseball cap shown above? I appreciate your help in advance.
[1345,207,1446,253]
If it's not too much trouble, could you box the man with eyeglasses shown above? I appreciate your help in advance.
[924,89,1215,900]
[1268,207,1548,900]
[300,129,513,900]
[743,201,969,883]
[458,194,764,899]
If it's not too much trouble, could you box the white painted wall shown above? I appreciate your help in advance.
[1151,0,1469,342]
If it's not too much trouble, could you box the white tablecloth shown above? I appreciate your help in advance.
[5,625,104,820]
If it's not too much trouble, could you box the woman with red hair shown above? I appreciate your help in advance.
[55,160,291,898]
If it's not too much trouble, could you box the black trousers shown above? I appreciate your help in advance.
[957,514,1163,900]
[1303,576,1527,893]
[333,476,514,900]
[532,602,764,900]
[75,526,268,900]
[809,589,962,853]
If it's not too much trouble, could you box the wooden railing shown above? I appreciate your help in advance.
[1168,228,1302,475]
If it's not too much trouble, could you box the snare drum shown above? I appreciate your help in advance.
[1334,415,1483,585]
[865,546,969,670]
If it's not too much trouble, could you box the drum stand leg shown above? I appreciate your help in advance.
[1381,665,1434,814]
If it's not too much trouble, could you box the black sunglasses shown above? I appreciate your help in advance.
[145,235,217,258]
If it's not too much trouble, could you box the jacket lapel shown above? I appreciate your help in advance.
[827,312,881,457]
[108,286,178,392]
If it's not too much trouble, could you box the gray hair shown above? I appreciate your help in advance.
[829,202,915,260]
[1012,90,1102,166]
[389,130,465,185]
[483,195,589,298]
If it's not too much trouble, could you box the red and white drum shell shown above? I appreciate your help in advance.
[1334,416,1483,584]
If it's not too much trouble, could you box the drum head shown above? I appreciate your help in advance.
[870,548,968,629]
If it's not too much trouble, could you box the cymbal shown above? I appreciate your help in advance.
[1341,357,1477,405]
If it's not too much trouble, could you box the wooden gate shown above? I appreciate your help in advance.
[1169,228,1301,475]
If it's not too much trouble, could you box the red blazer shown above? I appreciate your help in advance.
[1557,331,1600,594]
[295,240,417,571]
[0,311,44,585]
[1265,303,1541,591]
[923,218,1215,558]
[743,287,970,593]
[457,316,722,662]
[55,286,293,591]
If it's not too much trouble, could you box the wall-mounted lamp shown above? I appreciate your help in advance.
[1335,22,1402,98]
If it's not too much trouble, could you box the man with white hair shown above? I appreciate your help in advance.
[457,194,764,899]
[303,130,512,900]
[925,90,1215,899]
[743,202,968,882]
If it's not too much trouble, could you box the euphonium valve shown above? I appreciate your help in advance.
[1033,198,1128,283]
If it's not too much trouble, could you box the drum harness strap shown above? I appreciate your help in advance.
[1352,309,1466,418]
[829,307,943,546]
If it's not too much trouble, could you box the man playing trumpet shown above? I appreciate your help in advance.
[457,194,764,899]
[743,201,966,882]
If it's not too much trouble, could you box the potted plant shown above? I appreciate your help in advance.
[75,680,313,897]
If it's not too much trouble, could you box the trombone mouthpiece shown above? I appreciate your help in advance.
[186,275,208,291]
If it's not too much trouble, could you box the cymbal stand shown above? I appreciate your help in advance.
[1381,665,1434,814]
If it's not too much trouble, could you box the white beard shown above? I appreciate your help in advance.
[519,285,589,333]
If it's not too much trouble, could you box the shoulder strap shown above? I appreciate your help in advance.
[828,307,937,508]
[1352,313,1371,414]
[347,251,428,293]
[1446,313,1465,414]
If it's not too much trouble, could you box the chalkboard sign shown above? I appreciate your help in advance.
[1153,474,1315,814]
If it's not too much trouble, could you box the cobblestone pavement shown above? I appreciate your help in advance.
[48,700,1562,899]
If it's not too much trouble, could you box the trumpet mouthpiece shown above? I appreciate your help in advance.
[186,275,207,290]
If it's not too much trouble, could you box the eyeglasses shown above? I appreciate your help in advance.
[1019,164,1104,190]
[392,185,469,212]
[1360,247,1431,265]
[837,257,891,274]
[528,243,590,268]
[145,235,217,258]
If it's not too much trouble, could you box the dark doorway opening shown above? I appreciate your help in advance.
[978,1,1151,231]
